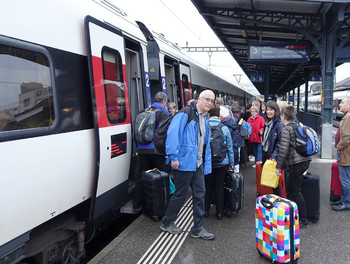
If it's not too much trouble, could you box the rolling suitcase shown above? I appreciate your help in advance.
[330,162,341,202]
[142,169,170,220]
[256,194,300,264]
[224,170,244,213]
[301,172,320,223]
[256,161,286,198]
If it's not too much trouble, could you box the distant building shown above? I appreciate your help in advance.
[335,77,350,90]
[310,82,321,94]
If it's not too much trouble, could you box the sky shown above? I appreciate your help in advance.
[113,0,350,95]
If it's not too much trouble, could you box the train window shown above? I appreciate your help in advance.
[0,44,54,132]
[102,47,126,124]
[182,74,190,106]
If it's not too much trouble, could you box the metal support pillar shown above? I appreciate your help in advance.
[304,77,309,113]
[264,65,270,101]
[301,5,349,159]
[320,29,337,158]
[297,86,300,113]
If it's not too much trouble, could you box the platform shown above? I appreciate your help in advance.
[88,149,350,264]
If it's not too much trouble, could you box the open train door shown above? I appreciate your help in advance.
[179,63,192,107]
[85,16,131,220]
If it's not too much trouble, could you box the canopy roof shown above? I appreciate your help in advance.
[191,0,350,96]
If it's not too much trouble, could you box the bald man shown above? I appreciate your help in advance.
[160,90,215,240]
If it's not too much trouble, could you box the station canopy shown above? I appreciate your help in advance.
[191,0,350,96]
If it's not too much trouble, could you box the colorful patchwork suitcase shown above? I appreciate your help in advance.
[256,194,300,264]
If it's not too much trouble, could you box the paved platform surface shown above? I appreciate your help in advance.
[89,150,350,264]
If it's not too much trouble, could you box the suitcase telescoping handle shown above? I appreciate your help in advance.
[260,197,275,209]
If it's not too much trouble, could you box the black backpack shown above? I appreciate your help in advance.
[153,114,176,155]
[134,107,160,145]
[153,108,191,155]
[210,123,228,163]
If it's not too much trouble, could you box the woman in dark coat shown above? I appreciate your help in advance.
[261,100,284,195]
[276,105,311,228]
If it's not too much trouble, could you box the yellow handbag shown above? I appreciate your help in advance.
[261,159,279,188]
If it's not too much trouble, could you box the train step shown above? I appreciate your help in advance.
[120,200,141,214]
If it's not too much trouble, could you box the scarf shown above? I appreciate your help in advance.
[262,119,273,152]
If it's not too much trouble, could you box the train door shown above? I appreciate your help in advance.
[179,63,192,107]
[164,58,178,108]
[125,43,144,156]
[85,16,131,220]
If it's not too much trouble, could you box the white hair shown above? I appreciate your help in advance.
[199,89,215,98]
[220,106,229,118]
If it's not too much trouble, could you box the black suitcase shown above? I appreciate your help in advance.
[224,170,244,213]
[301,172,320,223]
[142,169,170,220]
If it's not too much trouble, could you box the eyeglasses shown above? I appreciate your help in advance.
[202,97,215,104]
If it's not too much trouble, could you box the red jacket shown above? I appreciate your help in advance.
[248,114,265,143]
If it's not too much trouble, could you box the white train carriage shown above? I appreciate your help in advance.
[301,89,350,119]
[0,1,254,263]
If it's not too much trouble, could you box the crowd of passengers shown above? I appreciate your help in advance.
[133,90,313,240]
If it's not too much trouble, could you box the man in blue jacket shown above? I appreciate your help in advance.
[132,92,170,211]
[160,90,215,240]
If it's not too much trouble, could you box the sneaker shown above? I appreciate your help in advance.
[191,229,215,240]
[333,203,350,211]
[331,200,342,206]
[160,223,183,235]
[252,164,256,168]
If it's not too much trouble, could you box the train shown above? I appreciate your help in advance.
[300,88,350,119]
[0,0,255,263]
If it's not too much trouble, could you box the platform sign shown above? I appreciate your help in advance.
[289,95,294,103]
[250,75,264,83]
[248,42,310,62]
[310,75,322,82]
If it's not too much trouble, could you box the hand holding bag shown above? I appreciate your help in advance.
[261,159,279,188]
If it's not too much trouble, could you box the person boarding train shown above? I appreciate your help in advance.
[160,90,215,240]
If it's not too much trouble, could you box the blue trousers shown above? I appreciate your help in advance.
[252,143,262,162]
[338,163,350,208]
[162,165,205,234]
[337,152,350,207]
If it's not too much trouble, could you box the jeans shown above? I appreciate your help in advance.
[162,165,205,234]
[287,161,310,223]
[338,163,350,208]
[252,143,262,162]
[204,165,228,214]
